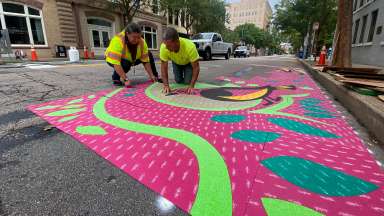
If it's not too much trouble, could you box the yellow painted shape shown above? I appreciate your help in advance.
[220,88,268,101]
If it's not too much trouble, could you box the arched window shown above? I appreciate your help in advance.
[0,2,46,45]
[141,25,157,49]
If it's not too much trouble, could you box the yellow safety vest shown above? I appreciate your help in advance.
[105,31,149,65]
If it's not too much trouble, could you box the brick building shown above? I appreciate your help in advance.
[0,0,185,59]
[226,0,272,31]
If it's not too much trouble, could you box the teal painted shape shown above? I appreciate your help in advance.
[302,106,329,113]
[211,115,246,123]
[231,130,280,143]
[305,112,335,119]
[299,98,322,106]
[261,156,379,196]
[124,93,134,97]
[268,118,340,138]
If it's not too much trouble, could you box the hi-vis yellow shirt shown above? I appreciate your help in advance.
[160,38,199,65]
[105,31,149,65]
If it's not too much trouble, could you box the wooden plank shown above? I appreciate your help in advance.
[339,79,384,88]
[342,74,384,80]
[378,95,384,102]
[323,66,381,73]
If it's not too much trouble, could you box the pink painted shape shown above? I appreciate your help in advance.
[27,69,384,216]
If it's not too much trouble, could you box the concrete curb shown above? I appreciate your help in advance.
[299,59,384,146]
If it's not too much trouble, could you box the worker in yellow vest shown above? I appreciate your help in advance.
[160,27,200,94]
[105,22,161,86]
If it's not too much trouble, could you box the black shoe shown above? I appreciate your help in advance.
[157,78,163,83]
[113,80,123,86]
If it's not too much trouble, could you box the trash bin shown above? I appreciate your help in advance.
[298,51,304,59]
[68,47,80,62]
[55,45,67,58]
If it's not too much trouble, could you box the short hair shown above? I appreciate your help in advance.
[163,27,179,41]
[125,22,142,34]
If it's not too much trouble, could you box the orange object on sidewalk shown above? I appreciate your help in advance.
[83,46,89,59]
[30,45,38,61]
[316,45,327,66]
[90,48,95,59]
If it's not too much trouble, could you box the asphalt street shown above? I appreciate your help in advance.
[1,56,383,215]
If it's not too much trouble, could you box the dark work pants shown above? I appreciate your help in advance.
[172,62,193,84]
[108,51,159,81]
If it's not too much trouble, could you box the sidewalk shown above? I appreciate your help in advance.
[0,58,106,69]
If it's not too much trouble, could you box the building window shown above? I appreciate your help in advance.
[168,9,173,24]
[87,18,112,27]
[359,0,364,8]
[0,2,46,45]
[175,11,179,26]
[141,25,157,49]
[353,19,360,44]
[367,9,378,42]
[151,0,159,15]
[359,15,368,43]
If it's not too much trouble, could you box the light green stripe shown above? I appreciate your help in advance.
[45,108,86,117]
[35,105,61,110]
[93,89,232,216]
[58,115,79,122]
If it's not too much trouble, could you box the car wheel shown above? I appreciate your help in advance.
[225,49,230,60]
[203,48,212,61]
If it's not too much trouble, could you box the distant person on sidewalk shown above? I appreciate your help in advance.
[160,27,200,94]
[105,22,161,86]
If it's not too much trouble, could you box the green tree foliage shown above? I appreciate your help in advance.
[221,28,240,44]
[108,0,152,25]
[234,24,268,48]
[161,0,228,35]
[273,0,337,52]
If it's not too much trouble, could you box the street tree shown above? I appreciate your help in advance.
[161,0,228,35]
[108,0,153,25]
[234,24,267,48]
[221,28,240,44]
[273,0,337,52]
[332,0,353,67]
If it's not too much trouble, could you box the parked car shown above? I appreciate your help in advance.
[191,32,233,60]
[234,46,250,58]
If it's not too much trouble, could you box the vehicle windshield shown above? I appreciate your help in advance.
[192,33,213,40]
[236,46,247,50]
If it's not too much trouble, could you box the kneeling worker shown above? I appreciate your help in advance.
[105,22,161,86]
[160,27,200,94]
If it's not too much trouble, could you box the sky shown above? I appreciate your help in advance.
[226,0,281,11]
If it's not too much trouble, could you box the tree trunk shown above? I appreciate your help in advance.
[332,0,353,67]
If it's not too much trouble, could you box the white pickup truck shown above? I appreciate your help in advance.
[191,32,233,60]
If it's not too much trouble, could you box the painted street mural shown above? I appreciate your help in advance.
[28,69,384,216]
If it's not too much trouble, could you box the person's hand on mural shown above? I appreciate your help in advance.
[162,85,172,94]
[186,86,196,95]
[150,75,158,83]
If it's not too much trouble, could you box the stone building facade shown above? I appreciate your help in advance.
[351,0,384,66]
[0,0,170,59]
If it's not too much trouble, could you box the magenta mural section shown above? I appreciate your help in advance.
[28,69,384,216]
